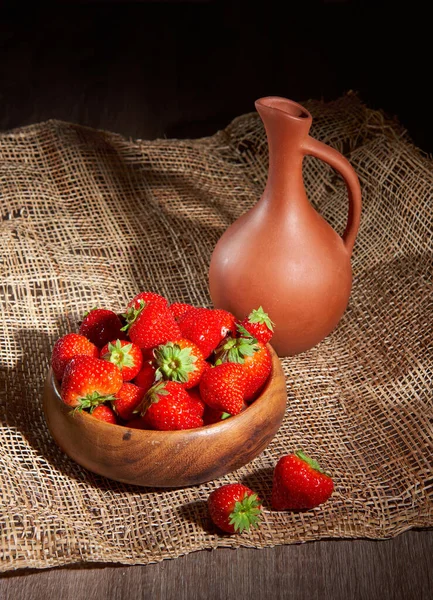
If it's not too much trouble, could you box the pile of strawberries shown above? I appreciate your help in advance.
[51,291,276,430]
[50,290,335,533]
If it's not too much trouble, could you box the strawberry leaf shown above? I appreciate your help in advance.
[154,342,197,384]
[236,323,258,343]
[247,306,275,332]
[134,381,169,415]
[296,450,324,473]
[104,339,135,369]
[214,332,259,364]
[229,493,261,533]
[121,299,146,333]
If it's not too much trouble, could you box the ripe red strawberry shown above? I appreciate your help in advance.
[112,382,145,421]
[214,327,272,401]
[241,343,272,401]
[240,306,275,344]
[123,300,181,350]
[127,291,168,311]
[203,405,231,425]
[126,415,152,429]
[61,355,123,409]
[100,339,143,381]
[79,308,125,348]
[177,307,236,358]
[271,451,334,510]
[187,388,206,417]
[169,302,194,321]
[134,361,157,391]
[199,363,246,415]
[153,338,206,389]
[136,381,203,430]
[91,404,118,424]
[208,483,262,534]
[51,333,99,380]
[213,309,238,336]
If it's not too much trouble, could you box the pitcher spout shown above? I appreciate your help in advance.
[255,97,312,147]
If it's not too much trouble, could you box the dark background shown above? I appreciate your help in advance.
[1,0,431,152]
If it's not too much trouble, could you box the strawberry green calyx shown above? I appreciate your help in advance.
[73,391,116,414]
[134,381,168,416]
[214,329,259,364]
[154,342,197,384]
[236,323,258,343]
[247,306,275,332]
[121,299,146,333]
[104,340,135,369]
[295,450,324,473]
[229,493,262,533]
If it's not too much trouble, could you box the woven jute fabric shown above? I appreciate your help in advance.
[0,95,432,571]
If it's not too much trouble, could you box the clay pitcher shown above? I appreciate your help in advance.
[208,97,362,356]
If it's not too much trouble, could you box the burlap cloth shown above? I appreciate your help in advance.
[0,94,432,571]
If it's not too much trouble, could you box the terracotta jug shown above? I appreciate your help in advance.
[208,97,362,356]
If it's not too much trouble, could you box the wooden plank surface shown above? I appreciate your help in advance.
[1,530,432,599]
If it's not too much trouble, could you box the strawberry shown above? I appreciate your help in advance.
[177,307,236,358]
[153,338,206,389]
[127,291,168,311]
[241,343,272,401]
[240,306,275,344]
[169,302,194,321]
[122,300,181,350]
[126,415,152,429]
[203,405,231,425]
[91,404,118,424]
[51,333,99,380]
[213,309,238,337]
[271,451,334,510]
[199,363,246,415]
[112,382,145,421]
[135,381,203,431]
[134,361,157,391]
[208,483,261,534]
[79,308,125,348]
[100,339,143,381]
[214,326,272,401]
[187,387,206,417]
[61,355,123,409]
[140,348,156,363]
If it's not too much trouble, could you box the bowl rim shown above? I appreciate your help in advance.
[48,343,283,437]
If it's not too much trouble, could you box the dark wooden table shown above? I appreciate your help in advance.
[0,531,432,599]
[1,3,431,598]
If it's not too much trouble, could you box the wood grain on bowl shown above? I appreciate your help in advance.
[42,345,287,488]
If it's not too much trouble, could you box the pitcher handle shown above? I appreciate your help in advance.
[302,136,362,256]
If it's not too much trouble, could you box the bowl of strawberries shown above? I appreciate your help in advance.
[43,292,287,487]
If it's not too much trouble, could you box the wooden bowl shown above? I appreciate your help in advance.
[42,345,287,488]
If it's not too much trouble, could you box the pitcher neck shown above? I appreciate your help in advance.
[256,97,312,202]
